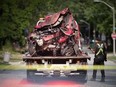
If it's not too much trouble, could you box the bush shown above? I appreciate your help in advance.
[2,40,13,53]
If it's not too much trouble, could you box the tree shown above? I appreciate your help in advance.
[0,0,115,49]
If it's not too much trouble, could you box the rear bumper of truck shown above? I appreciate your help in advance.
[27,64,88,78]
[23,55,90,76]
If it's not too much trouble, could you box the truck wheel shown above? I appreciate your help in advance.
[27,69,36,82]
[68,70,87,82]
[27,69,45,83]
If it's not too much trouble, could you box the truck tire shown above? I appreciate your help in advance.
[27,69,36,82]
[68,70,87,82]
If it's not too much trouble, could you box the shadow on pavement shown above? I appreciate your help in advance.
[22,76,87,85]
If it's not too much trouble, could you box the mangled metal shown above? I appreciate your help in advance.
[28,8,82,57]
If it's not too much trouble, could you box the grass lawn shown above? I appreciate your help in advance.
[108,56,116,63]
[0,52,23,70]
[0,52,22,63]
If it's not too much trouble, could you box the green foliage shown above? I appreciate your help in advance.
[0,0,115,49]
[2,40,13,52]
[83,0,115,35]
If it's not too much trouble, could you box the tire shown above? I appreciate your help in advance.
[27,69,46,83]
[27,69,37,82]
[68,70,87,83]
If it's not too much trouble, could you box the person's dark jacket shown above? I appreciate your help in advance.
[95,42,107,62]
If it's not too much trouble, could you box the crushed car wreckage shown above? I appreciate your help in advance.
[27,8,82,57]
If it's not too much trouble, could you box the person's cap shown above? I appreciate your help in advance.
[96,38,101,42]
[39,18,44,20]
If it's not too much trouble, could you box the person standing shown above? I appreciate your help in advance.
[89,38,107,82]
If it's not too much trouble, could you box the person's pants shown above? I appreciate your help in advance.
[92,61,105,79]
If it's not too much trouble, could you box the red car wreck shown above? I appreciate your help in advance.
[23,8,90,81]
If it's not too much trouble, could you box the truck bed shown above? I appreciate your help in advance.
[23,55,91,60]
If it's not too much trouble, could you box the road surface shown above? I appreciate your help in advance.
[0,53,116,87]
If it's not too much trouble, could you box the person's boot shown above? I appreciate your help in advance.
[90,78,96,81]
[100,78,105,82]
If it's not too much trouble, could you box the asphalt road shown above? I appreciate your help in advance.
[0,69,116,87]
[0,44,116,87]
[0,53,116,87]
